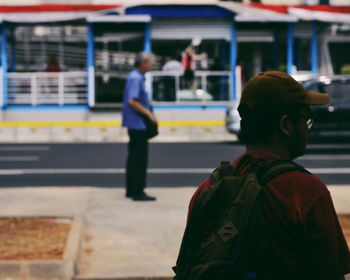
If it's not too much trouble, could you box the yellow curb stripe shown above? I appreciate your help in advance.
[0,121,120,127]
[0,120,225,128]
[159,120,224,127]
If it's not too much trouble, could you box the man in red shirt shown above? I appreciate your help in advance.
[183,71,350,279]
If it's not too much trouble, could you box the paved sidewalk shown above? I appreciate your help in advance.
[1,186,349,279]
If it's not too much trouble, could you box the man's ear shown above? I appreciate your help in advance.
[279,115,293,136]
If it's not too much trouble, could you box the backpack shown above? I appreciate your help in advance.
[173,159,307,280]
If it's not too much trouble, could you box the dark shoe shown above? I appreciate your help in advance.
[125,193,133,198]
[132,193,156,201]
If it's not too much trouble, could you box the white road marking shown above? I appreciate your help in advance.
[300,155,350,160]
[0,170,24,175]
[309,168,350,174]
[0,156,39,161]
[0,167,348,175]
[0,146,50,152]
[0,168,211,175]
[308,144,350,149]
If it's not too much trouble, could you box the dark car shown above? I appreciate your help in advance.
[302,75,350,137]
[225,75,350,139]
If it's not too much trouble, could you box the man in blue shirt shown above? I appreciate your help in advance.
[122,52,157,201]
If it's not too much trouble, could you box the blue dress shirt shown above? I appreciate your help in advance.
[122,69,152,130]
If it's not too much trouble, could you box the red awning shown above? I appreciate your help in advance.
[249,3,350,14]
[248,3,350,23]
[290,5,350,14]
[248,3,289,14]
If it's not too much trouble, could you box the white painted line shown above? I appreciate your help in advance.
[0,167,348,175]
[0,168,211,175]
[149,168,212,173]
[309,168,350,174]
[0,156,39,161]
[23,168,123,174]
[0,170,24,175]
[300,155,350,160]
[0,146,50,152]
[308,144,350,149]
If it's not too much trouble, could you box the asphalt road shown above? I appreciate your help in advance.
[0,142,350,187]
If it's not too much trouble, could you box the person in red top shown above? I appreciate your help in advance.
[187,71,350,279]
[182,46,195,90]
[46,54,61,72]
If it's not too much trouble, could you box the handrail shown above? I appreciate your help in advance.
[7,71,87,106]
[149,70,231,102]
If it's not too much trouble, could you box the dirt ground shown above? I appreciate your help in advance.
[0,215,348,261]
[0,217,71,260]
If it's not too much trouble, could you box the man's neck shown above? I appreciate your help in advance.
[137,67,146,74]
[246,143,290,160]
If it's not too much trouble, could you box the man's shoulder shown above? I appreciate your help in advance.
[128,69,143,80]
[268,168,330,205]
[233,152,329,196]
[274,168,326,189]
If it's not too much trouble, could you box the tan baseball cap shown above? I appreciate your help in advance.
[239,71,330,114]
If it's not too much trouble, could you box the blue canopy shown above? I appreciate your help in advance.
[125,5,236,19]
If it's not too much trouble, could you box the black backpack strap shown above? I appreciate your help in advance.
[256,159,309,185]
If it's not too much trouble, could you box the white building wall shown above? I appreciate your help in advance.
[0,0,40,5]
[330,0,350,5]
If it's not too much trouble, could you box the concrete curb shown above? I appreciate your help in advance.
[0,125,236,143]
[75,278,172,280]
[65,216,85,277]
[0,215,84,280]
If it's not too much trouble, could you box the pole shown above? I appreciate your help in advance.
[1,23,7,108]
[230,22,237,101]
[311,20,318,74]
[273,30,279,70]
[144,23,152,53]
[87,23,95,107]
[287,23,294,75]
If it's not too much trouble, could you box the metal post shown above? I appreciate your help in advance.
[201,74,206,92]
[24,30,30,70]
[58,72,64,106]
[311,20,318,74]
[273,30,279,69]
[175,74,180,102]
[31,73,37,106]
[287,23,294,75]
[144,23,152,53]
[236,66,242,101]
[59,27,64,70]
[10,25,15,72]
[87,23,95,107]
[220,40,227,100]
[41,36,45,69]
[145,72,152,101]
[294,39,301,71]
[0,69,2,106]
[1,23,7,108]
[230,22,237,101]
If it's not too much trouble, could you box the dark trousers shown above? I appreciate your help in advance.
[126,129,149,197]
